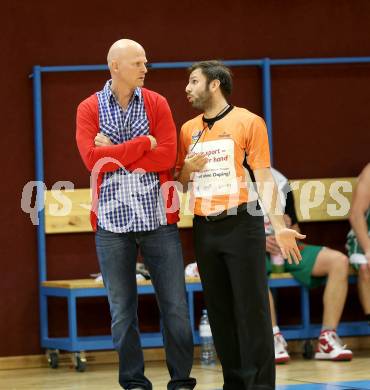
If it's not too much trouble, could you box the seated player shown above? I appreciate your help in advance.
[261,168,353,362]
[346,163,370,325]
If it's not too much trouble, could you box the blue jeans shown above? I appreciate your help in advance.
[95,224,196,390]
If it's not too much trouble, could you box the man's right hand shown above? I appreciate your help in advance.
[184,153,208,173]
[176,153,208,191]
[266,235,282,256]
[147,135,157,150]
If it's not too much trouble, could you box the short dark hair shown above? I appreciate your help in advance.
[189,60,233,98]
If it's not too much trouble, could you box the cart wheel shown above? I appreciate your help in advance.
[73,352,87,372]
[302,340,314,359]
[47,349,59,369]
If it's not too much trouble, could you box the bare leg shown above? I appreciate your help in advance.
[357,265,370,314]
[311,248,349,328]
[268,289,278,327]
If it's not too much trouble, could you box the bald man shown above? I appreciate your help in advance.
[76,39,195,390]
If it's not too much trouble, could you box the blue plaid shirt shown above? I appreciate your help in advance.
[96,80,166,233]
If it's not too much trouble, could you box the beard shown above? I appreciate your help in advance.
[191,87,212,111]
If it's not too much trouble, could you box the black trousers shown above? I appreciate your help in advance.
[193,205,275,390]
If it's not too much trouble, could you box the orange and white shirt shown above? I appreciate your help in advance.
[176,107,271,216]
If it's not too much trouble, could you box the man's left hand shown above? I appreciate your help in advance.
[275,228,306,265]
[95,133,113,147]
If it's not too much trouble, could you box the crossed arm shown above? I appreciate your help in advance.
[76,97,177,174]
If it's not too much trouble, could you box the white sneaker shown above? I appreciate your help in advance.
[274,332,290,364]
[314,330,353,361]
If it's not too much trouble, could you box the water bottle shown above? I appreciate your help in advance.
[199,309,216,365]
[271,253,285,273]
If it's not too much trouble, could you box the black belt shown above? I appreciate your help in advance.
[197,202,249,222]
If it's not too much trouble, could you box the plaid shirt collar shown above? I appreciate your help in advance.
[102,79,142,107]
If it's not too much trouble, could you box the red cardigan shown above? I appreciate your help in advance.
[76,88,179,231]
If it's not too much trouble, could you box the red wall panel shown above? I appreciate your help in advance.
[1,0,370,356]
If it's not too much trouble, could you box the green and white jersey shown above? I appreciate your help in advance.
[346,209,370,256]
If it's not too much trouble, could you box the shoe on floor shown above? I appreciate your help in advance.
[274,332,290,364]
[314,330,353,361]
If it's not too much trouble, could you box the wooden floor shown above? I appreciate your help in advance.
[1,352,370,389]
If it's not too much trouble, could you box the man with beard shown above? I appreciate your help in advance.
[175,60,305,390]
